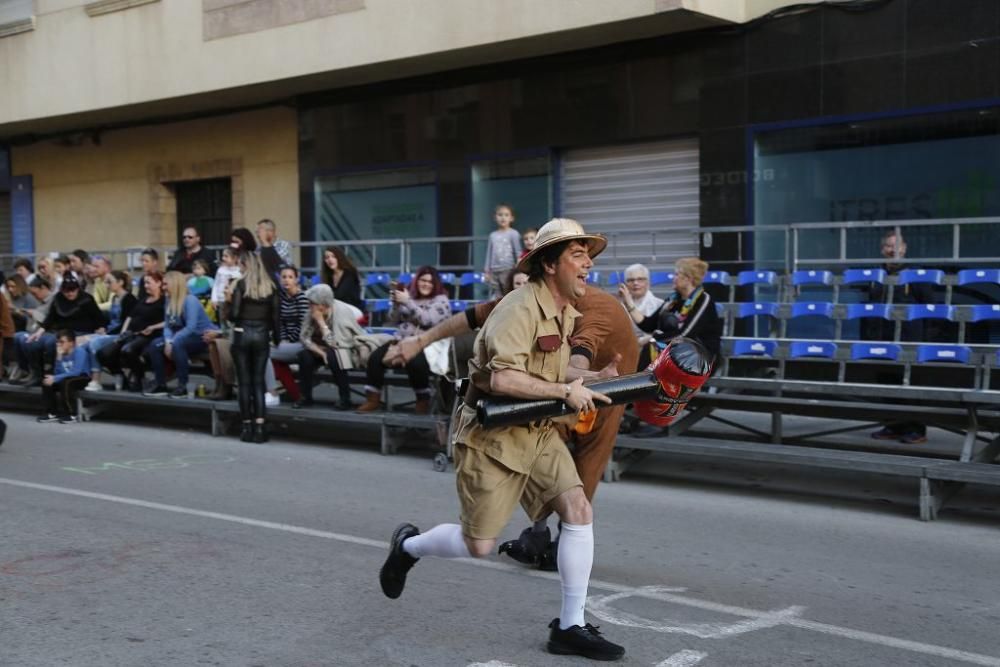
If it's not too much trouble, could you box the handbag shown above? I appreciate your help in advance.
[423,338,451,376]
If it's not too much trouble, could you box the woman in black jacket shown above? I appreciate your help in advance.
[320,246,363,312]
[619,257,722,371]
[229,252,281,443]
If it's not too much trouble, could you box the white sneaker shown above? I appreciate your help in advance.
[265,393,280,407]
[84,380,103,392]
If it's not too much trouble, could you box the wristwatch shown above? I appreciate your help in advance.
[563,384,572,400]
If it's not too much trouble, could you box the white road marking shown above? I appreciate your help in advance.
[3,476,1000,667]
[588,586,804,638]
[656,650,708,667]
[467,662,521,667]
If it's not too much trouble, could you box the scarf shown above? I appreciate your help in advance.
[667,286,704,324]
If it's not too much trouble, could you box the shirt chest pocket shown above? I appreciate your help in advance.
[527,324,564,380]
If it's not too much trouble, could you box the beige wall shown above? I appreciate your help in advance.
[11,106,299,258]
[0,0,763,132]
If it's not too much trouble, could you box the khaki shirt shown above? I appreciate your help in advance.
[453,279,581,473]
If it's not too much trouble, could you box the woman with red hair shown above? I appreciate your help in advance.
[357,266,451,414]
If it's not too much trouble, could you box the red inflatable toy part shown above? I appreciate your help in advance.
[633,338,712,427]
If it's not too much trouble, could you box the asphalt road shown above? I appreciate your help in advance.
[2,412,999,667]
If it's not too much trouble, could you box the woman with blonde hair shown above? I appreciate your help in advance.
[228,252,281,442]
[618,256,722,370]
[144,270,218,397]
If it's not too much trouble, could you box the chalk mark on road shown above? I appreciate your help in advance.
[657,650,708,667]
[589,585,804,638]
[3,476,999,667]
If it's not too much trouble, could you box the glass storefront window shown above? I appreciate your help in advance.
[470,153,552,278]
[753,107,1000,266]
[313,166,438,272]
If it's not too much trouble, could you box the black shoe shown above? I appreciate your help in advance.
[239,421,253,442]
[128,377,144,393]
[252,422,268,443]
[379,523,420,599]
[547,619,625,661]
[0,418,6,446]
[168,386,189,399]
[21,374,41,388]
[537,537,559,572]
[292,398,313,410]
[58,415,78,424]
[498,526,551,566]
[37,413,60,423]
[144,385,169,397]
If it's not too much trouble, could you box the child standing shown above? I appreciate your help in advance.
[38,330,91,424]
[187,259,215,299]
[520,227,537,260]
[484,203,522,298]
[211,248,242,324]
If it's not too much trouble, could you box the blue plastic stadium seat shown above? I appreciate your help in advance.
[899,268,944,286]
[450,300,468,312]
[715,303,724,317]
[438,272,457,286]
[607,271,624,286]
[650,271,675,286]
[586,271,601,285]
[906,304,954,321]
[459,272,486,286]
[738,302,779,318]
[916,345,971,364]
[971,304,1000,322]
[846,303,891,320]
[789,341,837,359]
[368,299,391,313]
[397,272,414,286]
[792,270,833,286]
[309,274,321,286]
[732,339,777,356]
[850,343,901,361]
[958,268,1000,286]
[703,270,730,285]
[738,270,776,286]
[790,302,834,319]
[842,268,887,285]
[365,272,391,287]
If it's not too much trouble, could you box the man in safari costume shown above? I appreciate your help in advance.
[379,218,626,661]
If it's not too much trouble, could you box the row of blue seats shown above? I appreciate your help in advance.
[730,339,1000,365]
[308,267,1000,291]
[735,302,1000,323]
[365,299,478,314]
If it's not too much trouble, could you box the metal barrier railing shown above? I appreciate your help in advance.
[2,218,998,278]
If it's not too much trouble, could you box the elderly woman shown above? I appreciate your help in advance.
[621,263,664,346]
[294,283,365,410]
[619,257,722,370]
[357,265,451,414]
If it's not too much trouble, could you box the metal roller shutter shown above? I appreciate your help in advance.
[559,138,699,272]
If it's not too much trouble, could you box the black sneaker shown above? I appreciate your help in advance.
[37,414,60,423]
[871,426,901,441]
[144,385,169,397]
[498,526,551,566]
[292,398,314,410]
[59,415,78,424]
[379,523,420,599]
[168,386,189,399]
[547,619,625,661]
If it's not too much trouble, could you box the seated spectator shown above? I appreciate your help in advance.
[508,270,529,293]
[35,257,54,287]
[168,227,216,276]
[622,263,664,347]
[83,270,137,391]
[294,283,364,410]
[187,259,215,299]
[51,254,72,292]
[98,272,166,393]
[37,330,90,424]
[5,274,39,332]
[13,257,35,285]
[144,271,218,398]
[0,285,13,381]
[69,250,91,289]
[357,266,451,414]
[619,257,721,371]
[270,265,309,403]
[256,218,293,277]
[135,248,161,301]
[15,274,105,387]
[7,276,53,382]
[320,246,363,314]
[88,255,114,312]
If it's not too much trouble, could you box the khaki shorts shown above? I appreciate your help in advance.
[453,427,582,540]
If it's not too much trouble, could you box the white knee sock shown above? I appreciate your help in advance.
[402,523,471,559]
[557,522,594,629]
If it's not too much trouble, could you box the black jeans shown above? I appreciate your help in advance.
[297,344,350,403]
[43,376,89,418]
[365,341,431,393]
[99,335,156,380]
[232,321,271,422]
